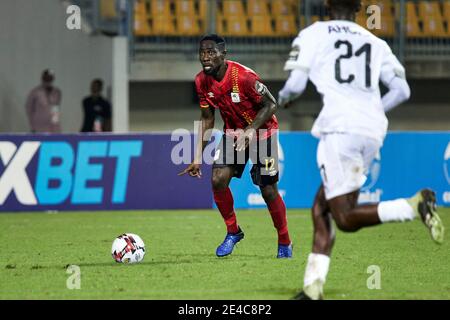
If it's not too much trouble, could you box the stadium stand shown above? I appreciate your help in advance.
[222,15,249,36]
[134,0,152,36]
[132,0,303,37]
[149,0,172,16]
[274,15,298,36]
[418,1,447,37]
[174,0,196,16]
[249,16,274,36]
[130,0,450,39]
[271,0,295,16]
[221,0,246,16]
[177,14,202,35]
[247,0,270,16]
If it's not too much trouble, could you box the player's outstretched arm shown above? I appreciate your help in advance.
[178,106,215,178]
[278,68,309,109]
[235,83,277,152]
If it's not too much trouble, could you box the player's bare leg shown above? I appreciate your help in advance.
[260,183,292,258]
[327,191,380,232]
[312,186,335,256]
[212,166,245,257]
[298,187,444,299]
[328,189,444,244]
[295,185,334,300]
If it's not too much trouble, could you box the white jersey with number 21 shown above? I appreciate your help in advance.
[285,20,406,144]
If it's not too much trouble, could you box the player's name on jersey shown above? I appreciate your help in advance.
[328,24,362,35]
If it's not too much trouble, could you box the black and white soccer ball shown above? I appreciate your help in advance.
[111,233,145,264]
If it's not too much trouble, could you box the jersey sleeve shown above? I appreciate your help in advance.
[284,25,318,73]
[241,71,265,105]
[195,75,210,109]
[380,42,406,85]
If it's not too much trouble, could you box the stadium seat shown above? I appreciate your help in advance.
[134,0,151,36]
[271,0,295,16]
[100,0,117,19]
[151,16,177,35]
[406,2,419,20]
[250,16,274,36]
[417,1,441,20]
[288,0,300,11]
[199,0,208,18]
[222,16,249,36]
[422,16,447,37]
[149,0,172,17]
[135,16,152,36]
[176,15,201,35]
[134,0,149,17]
[444,1,450,36]
[197,0,208,33]
[406,14,423,38]
[417,1,446,37]
[274,15,298,36]
[174,0,196,17]
[444,1,450,21]
[247,0,270,16]
[222,0,246,16]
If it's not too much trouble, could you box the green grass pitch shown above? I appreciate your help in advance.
[1,208,449,300]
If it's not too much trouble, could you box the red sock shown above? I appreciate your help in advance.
[267,195,291,245]
[213,187,239,234]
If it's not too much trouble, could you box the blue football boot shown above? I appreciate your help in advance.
[277,243,293,258]
[216,227,244,257]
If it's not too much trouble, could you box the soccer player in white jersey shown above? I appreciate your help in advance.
[278,0,445,300]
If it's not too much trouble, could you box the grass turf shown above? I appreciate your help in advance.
[0,208,449,300]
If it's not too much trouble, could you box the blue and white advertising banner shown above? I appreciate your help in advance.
[0,134,212,212]
[0,132,449,212]
[229,132,450,208]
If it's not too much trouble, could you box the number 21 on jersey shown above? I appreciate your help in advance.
[334,40,372,88]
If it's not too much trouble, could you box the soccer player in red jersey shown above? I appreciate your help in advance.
[179,34,292,258]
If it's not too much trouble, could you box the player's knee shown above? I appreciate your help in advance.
[260,185,278,203]
[333,213,359,232]
[211,171,228,190]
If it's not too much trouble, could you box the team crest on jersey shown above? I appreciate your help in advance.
[208,92,214,98]
[255,81,267,95]
[231,92,241,103]
[288,45,300,61]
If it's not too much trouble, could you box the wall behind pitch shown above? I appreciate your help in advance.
[0,0,117,133]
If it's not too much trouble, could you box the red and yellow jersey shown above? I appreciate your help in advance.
[195,60,278,139]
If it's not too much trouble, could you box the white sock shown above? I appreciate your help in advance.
[377,199,416,223]
[303,253,330,288]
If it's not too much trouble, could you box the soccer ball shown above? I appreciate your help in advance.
[111,233,145,264]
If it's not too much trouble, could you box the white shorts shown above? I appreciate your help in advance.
[317,133,381,200]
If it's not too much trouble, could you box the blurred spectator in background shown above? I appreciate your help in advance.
[81,79,112,133]
[25,69,62,133]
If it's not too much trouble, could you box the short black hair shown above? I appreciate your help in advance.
[42,69,55,81]
[92,78,103,87]
[200,33,226,51]
[327,0,361,13]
